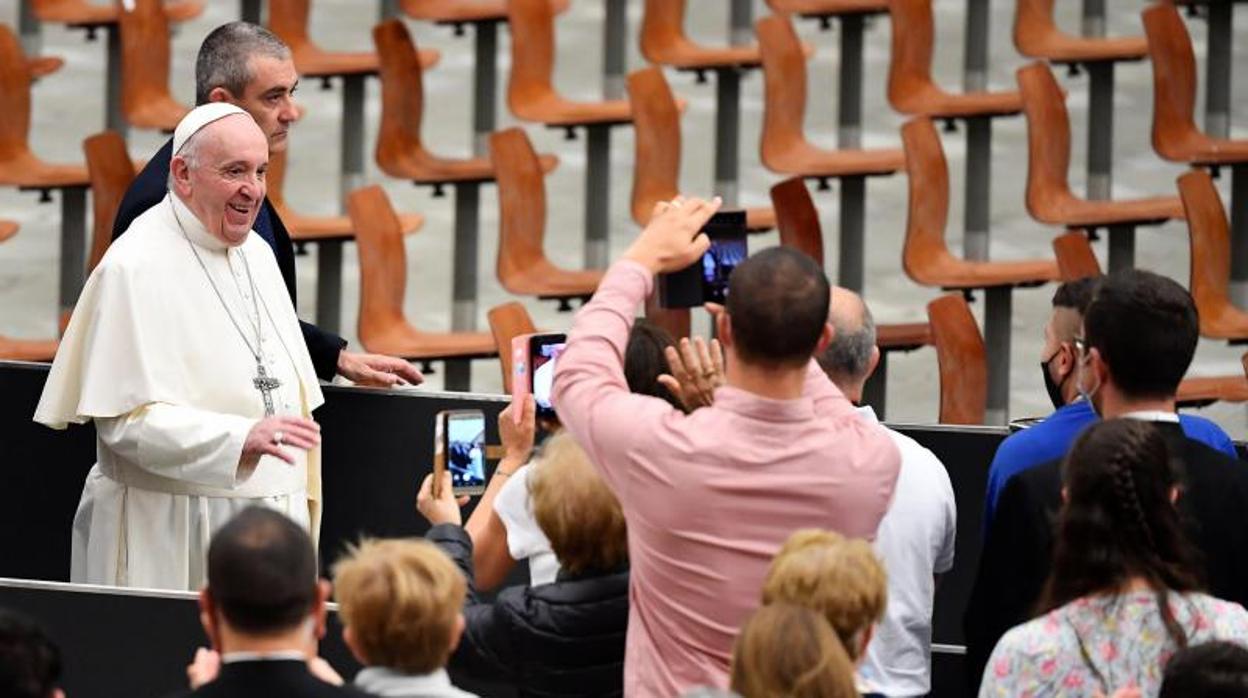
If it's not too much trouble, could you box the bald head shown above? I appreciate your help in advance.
[818,287,878,398]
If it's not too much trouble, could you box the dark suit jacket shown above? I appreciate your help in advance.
[112,138,347,380]
[168,659,372,698]
[963,422,1248,691]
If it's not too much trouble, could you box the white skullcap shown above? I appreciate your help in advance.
[171,102,250,159]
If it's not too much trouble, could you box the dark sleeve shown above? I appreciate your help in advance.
[301,320,347,382]
[113,141,174,241]
[963,471,1054,692]
[427,525,519,682]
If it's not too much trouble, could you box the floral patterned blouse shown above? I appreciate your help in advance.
[979,591,1248,697]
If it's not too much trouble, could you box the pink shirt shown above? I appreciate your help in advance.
[552,261,901,697]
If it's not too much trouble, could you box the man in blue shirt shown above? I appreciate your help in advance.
[982,277,1236,531]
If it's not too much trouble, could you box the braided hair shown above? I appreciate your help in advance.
[1037,419,1202,649]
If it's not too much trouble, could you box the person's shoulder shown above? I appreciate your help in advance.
[1180,436,1248,480]
[884,427,954,493]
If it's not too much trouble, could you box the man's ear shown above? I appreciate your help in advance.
[312,579,331,641]
[866,345,881,381]
[170,156,192,195]
[716,311,733,349]
[198,588,221,651]
[206,86,237,104]
[813,322,835,355]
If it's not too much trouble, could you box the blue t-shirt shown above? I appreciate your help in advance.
[983,400,1238,533]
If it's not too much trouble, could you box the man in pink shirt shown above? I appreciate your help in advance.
[552,197,901,696]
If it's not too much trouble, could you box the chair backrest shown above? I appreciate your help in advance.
[490,128,550,287]
[0,25,34,162]
[1017,61,1074,219]
[507,0,558,117]
[118,0,175,125]
[887,0,939,114]
[346,185,409,344]
[927,293,987,425]
[82,131,135,274]
[372,19,428,177]
[756,14,809,170]
[770,177,825,265]
[1013,0,1062,58]
[1177,169,1232,334]
[626,67,681,227]
[1051,230,1102,281]
[900,118,955,284]
[1141,3,1201,161]
[0,219,17,243]
[487,302,538,392]
[639,0,687,64]
[267,0,315,58]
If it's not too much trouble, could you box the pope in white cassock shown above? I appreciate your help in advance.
[35,103,325,591]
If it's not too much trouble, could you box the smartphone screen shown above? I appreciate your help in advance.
[701,235,747,305]
[529,333,567,421]
[444,410,486,495]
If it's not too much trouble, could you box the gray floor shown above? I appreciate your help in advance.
[3,0,1247,437]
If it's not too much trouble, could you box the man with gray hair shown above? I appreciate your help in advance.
[112,22,422,388]
[38,105,324,591]
[820,287,956,698]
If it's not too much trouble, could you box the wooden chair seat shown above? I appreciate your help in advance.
[32,0,203,26]
[745,207,776,232]
[123,93,188,132]
[902,117,1059,289]
[877,321,933,350]
[399,0,569,24]
[1051,230,1102,281]
[888,0,1023,119]
[0,336,59,362]
[347,184,496,362]
[1018,62,1183,229]
[1177,375,1248,406]
[0,151,89,189]
[1178,169,1248,341]
[268,149,423,241]
[928,293,987,425]
[119,0,190,133]
[507,0,634,129]
[766,0,890,17]
[373,19,557,187]
[27,56,64,79]
[487,301,538,392]
[1143,3,1248,167]
[271,0,438,80]
[0,220,16,243]
[491,127,604,300]
[642,0,765,71]
[1015,0,1146,64]
[758,15,905,179]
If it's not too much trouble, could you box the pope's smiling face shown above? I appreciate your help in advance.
[171,114,270,246]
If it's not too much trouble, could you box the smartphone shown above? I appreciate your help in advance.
[658,210,748,308]
[437,410,487,496]
[529,333,567,421]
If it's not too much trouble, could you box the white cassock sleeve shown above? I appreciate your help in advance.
[95,403,258,490]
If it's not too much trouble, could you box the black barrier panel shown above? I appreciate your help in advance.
[0,580,517,697]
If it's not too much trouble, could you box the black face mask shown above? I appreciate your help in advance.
[1041,352,1069,411]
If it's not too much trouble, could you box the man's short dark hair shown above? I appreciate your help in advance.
[195,22,290,105]
[1161,642,1248,697]
[725,247,831,369]
[1051,276,1100,315]
[0,609,60,698]
[207,507,318,635]
[1084,269,1198,400]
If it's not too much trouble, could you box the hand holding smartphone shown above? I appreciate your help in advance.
[432,410,487,497]
[511,333,567,423]
[657,210,748,309]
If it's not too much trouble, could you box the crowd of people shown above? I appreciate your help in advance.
[6,17,1248,698]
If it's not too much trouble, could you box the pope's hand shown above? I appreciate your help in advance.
[243,415,321,466]
[336,350,425,388]
[417,471,467,526]
[187,647,221,689]
[499,395,536,461]
[623,195,721,275]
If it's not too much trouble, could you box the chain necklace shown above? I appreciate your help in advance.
[170,198,283,416]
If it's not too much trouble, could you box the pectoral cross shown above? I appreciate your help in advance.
[253,362,283,417]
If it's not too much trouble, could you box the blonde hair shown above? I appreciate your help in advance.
[730,603,859,698]
[332,538,466,674]
[761,529,887,661]
[528,432,628,576]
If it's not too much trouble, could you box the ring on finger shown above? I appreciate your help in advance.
[273,430,285,446]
